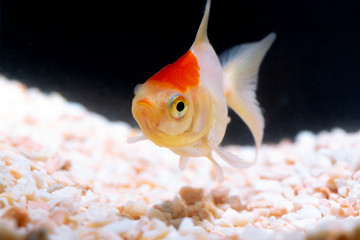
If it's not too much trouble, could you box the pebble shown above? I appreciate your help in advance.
[123,200,148,219]
[179,187,204,205]
[223,209,255,227]
[52,186,81,200]
[178,217,195,235]
[296,205,322,219]
[293,194,319,210]
[253,180,282,192]
[103,219,139,234]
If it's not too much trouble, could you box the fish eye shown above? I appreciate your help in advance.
[169,95,188,118]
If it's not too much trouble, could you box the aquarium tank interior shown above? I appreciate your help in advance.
[0,0,359,239]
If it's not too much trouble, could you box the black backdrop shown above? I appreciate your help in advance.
[0,0,359,145]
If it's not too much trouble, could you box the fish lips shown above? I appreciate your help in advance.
[133,97,160,129]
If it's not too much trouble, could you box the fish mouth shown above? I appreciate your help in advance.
[133,97,159,129]
[137,97,153,108]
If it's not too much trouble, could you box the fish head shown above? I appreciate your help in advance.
[132,80,212,148]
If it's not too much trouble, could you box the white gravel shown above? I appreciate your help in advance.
[0,76,359,240]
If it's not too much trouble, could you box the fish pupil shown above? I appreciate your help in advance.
[176,101,185,112]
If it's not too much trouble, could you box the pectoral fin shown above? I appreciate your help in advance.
[127,134,147,144]
[208,142,253,168]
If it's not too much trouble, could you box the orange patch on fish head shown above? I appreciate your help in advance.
[147,50,200,93]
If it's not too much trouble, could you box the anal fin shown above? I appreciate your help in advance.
[207,153,224,182]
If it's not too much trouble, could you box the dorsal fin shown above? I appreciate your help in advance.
[192,0,211,46]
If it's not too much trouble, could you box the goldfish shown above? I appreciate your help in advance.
[130,0,276,181]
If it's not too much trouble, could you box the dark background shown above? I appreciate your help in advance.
[0,1,359,145]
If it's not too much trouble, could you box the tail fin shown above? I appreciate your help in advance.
[220,33,276,161]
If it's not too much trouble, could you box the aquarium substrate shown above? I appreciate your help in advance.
[0,76,359,239]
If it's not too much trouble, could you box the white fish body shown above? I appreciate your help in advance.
[131,0,276,181]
